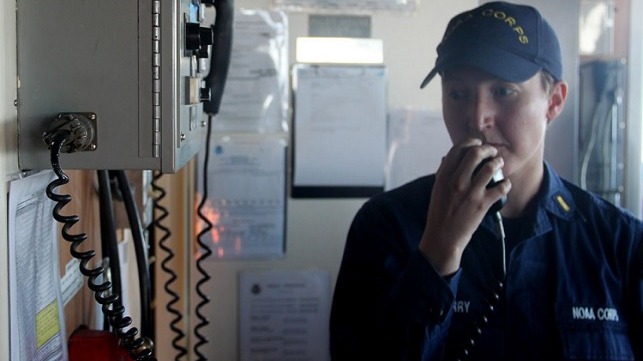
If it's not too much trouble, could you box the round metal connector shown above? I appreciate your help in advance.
[42,113,97,153]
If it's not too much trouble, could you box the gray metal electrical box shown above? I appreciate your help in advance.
[17,0,216,173]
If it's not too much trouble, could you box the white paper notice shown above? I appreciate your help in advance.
[385,108,452,190]
[293,65,387,187]
[198,135,287,259]
[239,269,331,361]
[214,9,289,133]
[8,171,68,361]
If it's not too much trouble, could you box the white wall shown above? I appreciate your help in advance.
[191,1,477,360]
[1,0,18,359]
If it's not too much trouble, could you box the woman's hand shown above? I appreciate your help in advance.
[418,138,511,275]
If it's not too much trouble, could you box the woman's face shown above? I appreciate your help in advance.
[441,67,566,179]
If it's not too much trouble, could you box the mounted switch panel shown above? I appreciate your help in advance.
[16,0,224,172]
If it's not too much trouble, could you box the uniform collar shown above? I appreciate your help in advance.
[481,162,577,238]
[538,162,577,222]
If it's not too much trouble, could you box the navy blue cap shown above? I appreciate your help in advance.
[420,1,562,88]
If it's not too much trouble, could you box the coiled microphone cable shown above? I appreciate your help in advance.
[44,130,156,361]
[151,171,188,360]
[452,212,506,361]
[452,162,507,361]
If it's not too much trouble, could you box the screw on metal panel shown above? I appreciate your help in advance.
[180,133,186,141]
[201,121,207,127]
[13,99,18,106]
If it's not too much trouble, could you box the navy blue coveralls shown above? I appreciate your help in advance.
[330,163,642,360]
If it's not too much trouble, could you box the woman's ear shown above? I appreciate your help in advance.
[546,81,568,124]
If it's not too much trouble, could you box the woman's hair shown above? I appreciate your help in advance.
[540,70,557,94]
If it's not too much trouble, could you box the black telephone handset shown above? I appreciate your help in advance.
[203,0,234,116]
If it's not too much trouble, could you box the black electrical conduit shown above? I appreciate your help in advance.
[110,170,153,340]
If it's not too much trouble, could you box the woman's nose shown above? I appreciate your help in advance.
[469,94,496,132]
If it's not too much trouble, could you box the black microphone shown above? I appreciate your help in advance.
[487,167,507,214]
[474,157,507,271]
[473,158,507,214]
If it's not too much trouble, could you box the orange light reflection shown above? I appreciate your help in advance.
[194,194,222,259]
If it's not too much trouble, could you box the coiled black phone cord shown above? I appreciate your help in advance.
[151,171,189,360]
[193,115,215,360]
[45,131,156,361]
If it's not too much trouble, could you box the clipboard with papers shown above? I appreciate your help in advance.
[291,64,387,198]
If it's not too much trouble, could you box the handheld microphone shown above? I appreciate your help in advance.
[473,158,507,215]
[474,158,507,270]
[455,157,508,361]
[487,166,507,215]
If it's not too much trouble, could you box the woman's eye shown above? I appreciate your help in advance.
[448,90,468,101]
[494,87,516,97]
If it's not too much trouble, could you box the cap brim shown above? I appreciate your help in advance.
[420,68,438,89]
[420,45,543,88]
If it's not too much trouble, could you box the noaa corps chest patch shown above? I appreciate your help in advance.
[571,305,620,322]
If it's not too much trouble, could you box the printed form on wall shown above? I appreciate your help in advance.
[8,171,68,361]
[197,134,287,260]
[213,9,289,134]
[292,64,387,197]
[239,269,331,361]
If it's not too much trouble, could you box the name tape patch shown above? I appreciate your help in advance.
[572,306,620,322]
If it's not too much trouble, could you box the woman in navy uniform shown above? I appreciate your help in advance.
[329,2,642,360]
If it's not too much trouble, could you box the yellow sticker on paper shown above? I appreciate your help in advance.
[36,301,61,348]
